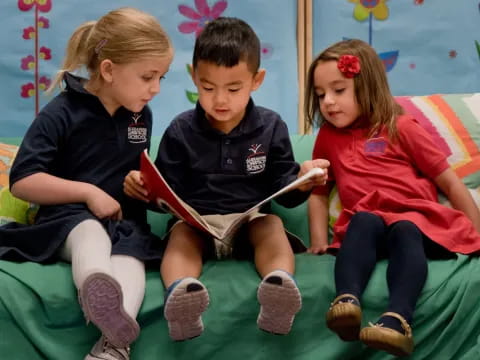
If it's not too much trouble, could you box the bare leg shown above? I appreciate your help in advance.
[248,215,301,335]
[160,222,209,341]
[248,214,295,277]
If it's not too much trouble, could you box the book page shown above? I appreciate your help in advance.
[140,150,219,236]
[216,167,325,239]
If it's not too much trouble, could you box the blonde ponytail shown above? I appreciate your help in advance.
[48,21,96,92]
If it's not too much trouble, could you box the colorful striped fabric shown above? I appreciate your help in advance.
[396,93,480,188]
[328,93,480,225]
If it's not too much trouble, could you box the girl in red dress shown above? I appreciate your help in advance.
[305,39,480,357]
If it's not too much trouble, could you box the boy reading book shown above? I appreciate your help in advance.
[124,17,329,341]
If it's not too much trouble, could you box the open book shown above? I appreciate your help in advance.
[140,149,324,241]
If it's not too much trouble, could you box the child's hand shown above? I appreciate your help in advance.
[85,187,123,220]
[297,159,330,192]
[307,242,329,255]
[123,170,149,202]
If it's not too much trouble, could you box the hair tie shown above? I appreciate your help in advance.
[337,55,361,78]
[94,39,108,54]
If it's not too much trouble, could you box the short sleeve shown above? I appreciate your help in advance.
[311,127,334,196]
[397,115,450,179]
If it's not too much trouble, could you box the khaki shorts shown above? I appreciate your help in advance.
[170,212,306,259]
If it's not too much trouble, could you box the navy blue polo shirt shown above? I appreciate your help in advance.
[10,73,152,222]
[155,99,309,215]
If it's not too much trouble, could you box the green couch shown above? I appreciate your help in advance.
[2,92,480,360]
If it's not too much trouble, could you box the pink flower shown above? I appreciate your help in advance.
[261,43,273,59]
[21,55,35,70]
[337,55,361,78]
[23,26,36,40]
[39,47,52,60]
[18,0,52,12]
[178,0,227,37]
[39,76,51,91]
[38,16,50,28]
[21,83,35,98]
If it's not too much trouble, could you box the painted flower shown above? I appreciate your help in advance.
[348,0,389,21]
[178,0,227,37]
[21,55,35,70]
[337,55,361,78]
[21,83,35,98]
[18,0,52,12]
[39,46,52,60]
[22,26,35,40]
[261,43,273,59]
[38,16,50,28]
[38,76,51,91]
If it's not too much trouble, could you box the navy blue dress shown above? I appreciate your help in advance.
[0,73,163,263]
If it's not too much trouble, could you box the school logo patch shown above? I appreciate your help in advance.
[128,113,147,144]
[246,144,266,174]
[364,137,387,155]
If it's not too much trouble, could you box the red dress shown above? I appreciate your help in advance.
[312,115,480,254]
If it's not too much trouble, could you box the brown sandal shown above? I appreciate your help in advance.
[359,311,414,357]
[326,294,362,341]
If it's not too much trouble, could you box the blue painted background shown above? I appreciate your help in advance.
[0,0,298,137]
[313,0,480,96]
[1,1,479,138]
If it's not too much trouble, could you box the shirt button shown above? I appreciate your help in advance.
[225,139,231,145]
[226,158,233,164]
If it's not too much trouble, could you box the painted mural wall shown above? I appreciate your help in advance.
[313,0,480,97]
[0,0,298,137]
[1,1,479,138]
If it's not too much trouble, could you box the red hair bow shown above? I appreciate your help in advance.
[337,55,361,78]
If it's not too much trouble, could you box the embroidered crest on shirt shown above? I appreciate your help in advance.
[128,113,147,144]
[246,144,266,174]
[364,137,387,155]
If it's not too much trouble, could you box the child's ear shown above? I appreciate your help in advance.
[251,69,266,91]
[99,59,114,83]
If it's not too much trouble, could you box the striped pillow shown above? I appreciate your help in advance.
[0,143,37,225]
[328,93,480,229]
[395,93,480,188]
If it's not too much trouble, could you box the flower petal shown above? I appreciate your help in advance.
[211,1,227,18]
[372,2,389,20]
[178,5,201,20]
[178,21,200,34]
[353,4,370,22]
[195,0,210,17]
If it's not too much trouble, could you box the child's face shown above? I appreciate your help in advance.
[313,60,360,129]
[101,55,172,115]
[192,60,264,133]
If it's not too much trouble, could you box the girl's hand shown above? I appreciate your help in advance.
[85,187,123,220]
[307,242,329,255]
[123,170,149,202]
[297,159,330,192]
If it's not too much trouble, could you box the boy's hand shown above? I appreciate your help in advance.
[123,170,149,202]
[296,159,330,192]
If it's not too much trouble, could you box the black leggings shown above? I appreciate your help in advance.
[334,212,428,323]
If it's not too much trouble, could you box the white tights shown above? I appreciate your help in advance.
[58,219,146,318]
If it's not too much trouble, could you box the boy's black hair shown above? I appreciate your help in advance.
[192,17,260,73]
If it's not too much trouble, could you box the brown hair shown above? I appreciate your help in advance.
[304,39,404,139]
[49,7,172,92]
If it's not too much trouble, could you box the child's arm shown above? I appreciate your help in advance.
[11,172,122,220]
[434,168,480,232]
[307,193,330,254]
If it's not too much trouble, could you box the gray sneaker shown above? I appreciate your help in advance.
[257,270,302,335]
[84,336,130,360]
[163,277,210,341]
[79,272,140,348]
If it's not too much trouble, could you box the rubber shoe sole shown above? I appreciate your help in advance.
[257,270,302,335]
[164,278,210,341]
[80,273,140,348]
